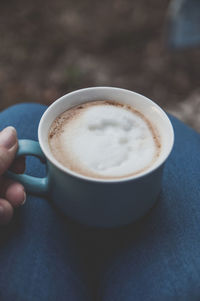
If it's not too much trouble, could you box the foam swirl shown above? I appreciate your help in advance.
[48,101,161,179]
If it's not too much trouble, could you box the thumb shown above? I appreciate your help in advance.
[0,127,18,176]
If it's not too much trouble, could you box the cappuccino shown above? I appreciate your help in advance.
[48,101,161,179]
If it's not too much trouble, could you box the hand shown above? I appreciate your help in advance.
[0,127,26,225]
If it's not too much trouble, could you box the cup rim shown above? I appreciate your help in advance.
[38,86,174,183]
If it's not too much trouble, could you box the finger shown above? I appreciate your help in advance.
[0,127,18,176]
[10,156,26,174]
[0,198,14,225]
[2,180,26,207]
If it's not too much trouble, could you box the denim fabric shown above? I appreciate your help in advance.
[0,104,91,301]
[0,103,200,301]
[99,115,200,300]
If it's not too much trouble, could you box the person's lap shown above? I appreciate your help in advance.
[98,115,200,300]
[0,104,91,301]
[0,103,200,301]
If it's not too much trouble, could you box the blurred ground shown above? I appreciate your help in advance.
[0,0,200,131]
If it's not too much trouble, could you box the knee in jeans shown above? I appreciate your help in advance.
[3,102,46,116]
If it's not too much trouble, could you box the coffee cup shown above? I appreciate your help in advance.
[6,87,174,227]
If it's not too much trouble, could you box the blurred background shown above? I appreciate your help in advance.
[0,0,200,131]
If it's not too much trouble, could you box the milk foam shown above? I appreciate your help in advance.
[49,101,160,179]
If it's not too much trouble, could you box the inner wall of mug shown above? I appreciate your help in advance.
[38,87,174,181]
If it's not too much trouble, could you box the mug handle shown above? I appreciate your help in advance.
[5,140,49,196]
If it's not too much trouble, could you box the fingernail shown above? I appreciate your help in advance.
[21,192,26,206]
[0,127,17,149]
[0,205,4,217]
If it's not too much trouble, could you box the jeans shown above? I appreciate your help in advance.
[0,103,200,301]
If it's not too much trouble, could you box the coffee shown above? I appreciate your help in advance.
[48,100,161,179]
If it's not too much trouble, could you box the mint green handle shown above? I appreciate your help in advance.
[5,140,48,196]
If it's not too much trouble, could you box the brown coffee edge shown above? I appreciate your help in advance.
[48,100,162,179]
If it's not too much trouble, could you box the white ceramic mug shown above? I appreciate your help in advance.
[7,87,174,227]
